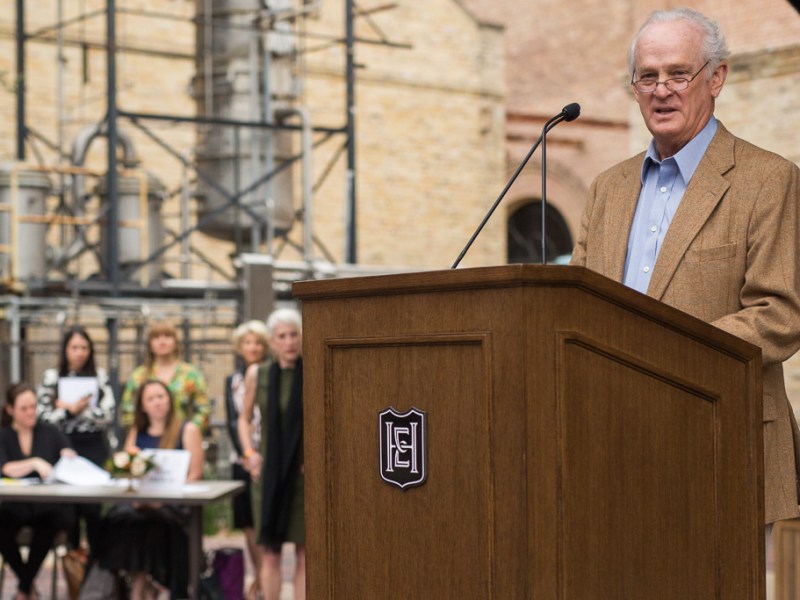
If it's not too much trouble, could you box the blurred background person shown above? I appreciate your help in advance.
[96,380,204,600]
[120,321,210,434]
[37,325,115,558]
[225,319,269,600]
[238,308,305,600]
[0,382,76,600]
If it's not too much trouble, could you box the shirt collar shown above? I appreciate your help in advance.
[640,116,718,185]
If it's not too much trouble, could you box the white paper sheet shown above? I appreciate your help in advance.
[50,455,112,486]
[57,376,99,408]
[139,449,191,492]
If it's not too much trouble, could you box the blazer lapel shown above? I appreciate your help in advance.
[646,124,735,300]
[604,159,642,282]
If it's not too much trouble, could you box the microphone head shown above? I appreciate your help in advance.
[562,103,581,122]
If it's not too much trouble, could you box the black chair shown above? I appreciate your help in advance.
[0,526,69,598]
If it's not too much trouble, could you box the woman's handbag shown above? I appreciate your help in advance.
[211,547,245,600]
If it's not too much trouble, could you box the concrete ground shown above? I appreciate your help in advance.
[0,532,297,600]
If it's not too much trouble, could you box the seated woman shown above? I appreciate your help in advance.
[95,380,204,600]
[0,382,76,600]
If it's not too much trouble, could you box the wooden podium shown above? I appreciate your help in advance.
[294,265,764,599]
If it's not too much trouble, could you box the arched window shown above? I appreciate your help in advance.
[507,201,573,264]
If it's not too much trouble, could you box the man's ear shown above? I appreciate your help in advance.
[711,62,728,98]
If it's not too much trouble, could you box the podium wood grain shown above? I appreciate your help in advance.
[295,265,764,599]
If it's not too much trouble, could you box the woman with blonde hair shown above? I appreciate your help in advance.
[120,321,210,433]
[225,319,270,599]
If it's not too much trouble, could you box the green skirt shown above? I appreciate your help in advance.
[251,468,305,547]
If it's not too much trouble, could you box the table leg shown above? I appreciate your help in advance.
[188,506,202,600]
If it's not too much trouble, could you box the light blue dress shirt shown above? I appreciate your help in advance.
[623,117,718,293]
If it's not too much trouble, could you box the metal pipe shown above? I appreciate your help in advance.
[56,0,65,162]
[107,315,121,444]
[57,0,67,253]
[276,107,313,264]
[16,0,26,160]
[107,0,120,296]
[345,0,356,263]
[181,151,191,279]
[234,127,242,257]
[262,31,275,256]
[9,297,21,382]
[248,22,261,251]
[203,0,213,118]
[116,108,342,134]
[103,5,123,432]
[70,121,139,214]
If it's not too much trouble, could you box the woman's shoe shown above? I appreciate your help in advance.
[246,579,261,600]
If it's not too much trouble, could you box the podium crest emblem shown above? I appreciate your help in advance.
[378,407,427,490]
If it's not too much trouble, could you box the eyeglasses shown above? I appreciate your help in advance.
[630,60,710,93]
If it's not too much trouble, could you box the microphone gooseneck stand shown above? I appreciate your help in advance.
[451,103,581,269]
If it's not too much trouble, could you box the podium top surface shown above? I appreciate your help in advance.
[293,264,759,362]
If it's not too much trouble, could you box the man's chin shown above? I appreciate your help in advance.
[648,120,683,144]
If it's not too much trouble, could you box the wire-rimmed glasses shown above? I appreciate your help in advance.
[631,60,711,93]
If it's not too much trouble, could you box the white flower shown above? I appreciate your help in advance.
[112,451,131,469]
[130,455,148,477]
[43,368,60,387]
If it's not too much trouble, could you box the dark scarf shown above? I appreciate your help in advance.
[260,357,303,545]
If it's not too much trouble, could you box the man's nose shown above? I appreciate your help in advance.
[653,81,674,99]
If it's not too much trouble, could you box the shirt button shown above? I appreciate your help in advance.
[650,225,657,233]
[660,186,667,193]
[643,266,650,273]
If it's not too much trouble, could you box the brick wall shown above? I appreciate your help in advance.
[0,0,507,273]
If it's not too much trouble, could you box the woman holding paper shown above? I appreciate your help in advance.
[239,308,305,600]
[37,326,115,556]
[96,379,203,600]
[0,382,76,600]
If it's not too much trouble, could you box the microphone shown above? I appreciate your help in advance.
[541,102,580,264]
[562,102,581,122]
[451,103,581,269]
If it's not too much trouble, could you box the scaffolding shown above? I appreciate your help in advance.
[4,0,410,418]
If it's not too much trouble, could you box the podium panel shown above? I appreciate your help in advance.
[326,336,492,597]
[560,335,717,597]
[295,265,764,599]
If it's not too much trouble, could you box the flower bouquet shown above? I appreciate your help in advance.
[105,450,157,491]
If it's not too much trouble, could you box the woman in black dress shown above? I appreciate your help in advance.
[0,382,76,600]
[95,380,204,600]
[238,308,305,600]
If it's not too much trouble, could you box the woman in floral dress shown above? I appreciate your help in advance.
[120,321,210,434]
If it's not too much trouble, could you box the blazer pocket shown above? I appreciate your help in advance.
[763,394,779,423]
[685,243,737,263]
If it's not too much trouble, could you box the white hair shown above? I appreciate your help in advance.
[266,307,302,336]
[628,7,730,79]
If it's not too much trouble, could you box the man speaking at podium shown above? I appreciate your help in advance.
[571,5,800,538]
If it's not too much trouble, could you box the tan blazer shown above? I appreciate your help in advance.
[572,122,800,524]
